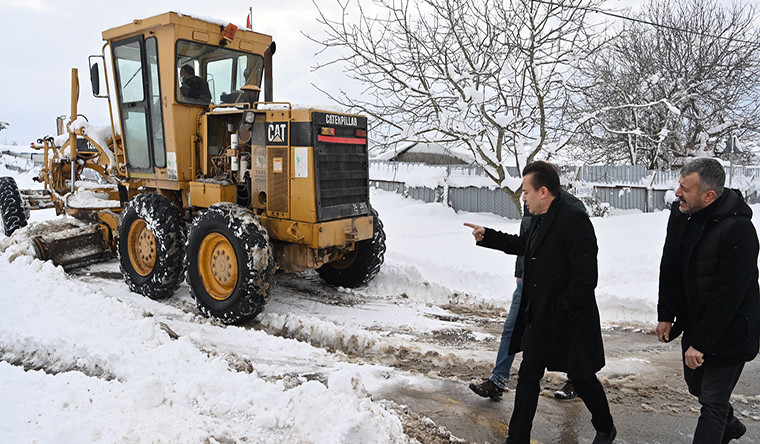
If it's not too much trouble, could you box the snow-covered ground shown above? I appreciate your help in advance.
[364,187,668,326]
[1,157,758,443]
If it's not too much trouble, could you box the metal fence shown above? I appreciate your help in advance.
[447,186,522,219]
[0,148,45,165]
[6,148,755,219]
[370,160,760,219]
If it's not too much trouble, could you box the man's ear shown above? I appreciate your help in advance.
[704,189,716,203]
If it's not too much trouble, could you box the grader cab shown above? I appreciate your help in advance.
[0,12,385,324]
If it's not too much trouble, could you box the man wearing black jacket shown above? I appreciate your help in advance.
[468,194,584,402]
[465,161,615,444]
[657,158,760,443]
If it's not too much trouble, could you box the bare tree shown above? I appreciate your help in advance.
[308,0,605,213]
[571,0,760,169]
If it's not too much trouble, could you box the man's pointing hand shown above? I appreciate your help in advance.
[464,223,485,242]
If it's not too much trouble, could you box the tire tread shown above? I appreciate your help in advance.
[117,193,186,299]
[0,176,28,236]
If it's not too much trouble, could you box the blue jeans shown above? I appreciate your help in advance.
[684,361,745,443]
[489,278,523,389]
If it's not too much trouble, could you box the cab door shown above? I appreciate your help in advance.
[112,36,166,175]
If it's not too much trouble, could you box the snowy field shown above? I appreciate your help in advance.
[1,156,759,443]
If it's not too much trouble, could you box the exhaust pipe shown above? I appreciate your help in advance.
[264,41,276,102]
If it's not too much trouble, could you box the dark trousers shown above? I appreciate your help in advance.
[684,361,745,444]
[505,330,614,444]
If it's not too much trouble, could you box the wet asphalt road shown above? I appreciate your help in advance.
[378,378,759,443]
[374,328,760,443]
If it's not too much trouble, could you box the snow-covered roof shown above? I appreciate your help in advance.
[372,142,474,164]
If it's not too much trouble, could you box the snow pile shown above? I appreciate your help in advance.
[0,250,408,443]
[363,190,515,308]
[66,189,121,209]
[262,311,383,354]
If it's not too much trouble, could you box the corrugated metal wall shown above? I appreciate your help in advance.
[448,186,522,219]
[371,161,760,219]
[575,165,649,184]
[407,186,438,203]
[593,187,648,212]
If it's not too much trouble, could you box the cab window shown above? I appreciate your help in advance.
[175,40,264,105]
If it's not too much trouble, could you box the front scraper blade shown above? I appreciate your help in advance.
[30,221,114,271]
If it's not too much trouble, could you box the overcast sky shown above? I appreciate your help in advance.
[0,0,649,145]
[0,0,353,145]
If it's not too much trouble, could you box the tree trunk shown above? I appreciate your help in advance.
[502,187,523,217]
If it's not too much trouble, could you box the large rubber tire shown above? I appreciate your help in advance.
[0,176,28,236]
[118,193,186,299]
[186,203,275,324]
[317,208,386,288]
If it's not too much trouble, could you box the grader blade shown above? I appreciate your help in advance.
[31,223,114,271]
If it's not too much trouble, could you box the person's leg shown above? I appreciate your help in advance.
[506,327,544,444]
[690,362,745,444]
[490,279,523,389]
[569,374,614,434]
[723,407,747,442]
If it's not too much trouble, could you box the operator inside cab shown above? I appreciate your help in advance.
[179,64,211,104]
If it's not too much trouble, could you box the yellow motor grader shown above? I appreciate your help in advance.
[0,12,385,324]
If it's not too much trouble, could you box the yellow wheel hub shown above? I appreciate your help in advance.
[330,249,357,270]
[127,219,156,277]
[198,233,238,300]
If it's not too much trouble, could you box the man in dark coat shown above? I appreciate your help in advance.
[180,64,212,104]
[657,158,760,443]
[468,193,585,402]
[465,161,615,444]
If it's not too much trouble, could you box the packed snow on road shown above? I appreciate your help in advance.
[1,155,759,443]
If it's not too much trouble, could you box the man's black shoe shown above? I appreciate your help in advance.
[722,417,746,443]
[592,424,616,444]
[469,378,504,401]
[554,380,578,400]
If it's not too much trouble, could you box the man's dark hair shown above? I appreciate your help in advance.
[180,64,195,76]
[522,161,560,196]
[681,158,725,198]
